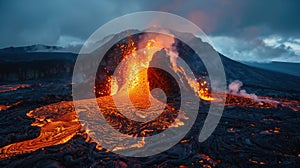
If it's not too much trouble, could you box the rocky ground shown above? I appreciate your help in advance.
[0,32,299,167]
[0,78,299,168]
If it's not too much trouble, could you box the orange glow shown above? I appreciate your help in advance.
[199,153,220,167]
[249,159,266,165]
[0,102,81,159]
[146,39,156,48]
[109,76,118,96]
[193,80,214,101]
[119,39,158,109]
[225,94,300,112]
[0,104,11,111]
[109,35,214,102]
[0,84,30,93]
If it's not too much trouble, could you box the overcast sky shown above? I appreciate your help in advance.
[0,0,300,62]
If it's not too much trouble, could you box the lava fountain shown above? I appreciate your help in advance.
[107,32,213,104]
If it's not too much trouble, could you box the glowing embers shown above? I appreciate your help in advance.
[0,101,22,111]
[187,78,213,101]
[108,76,118,96]
[0,84,30,93]
[0,104,11,111]
[106,33,214,102]
[110,38,161,110]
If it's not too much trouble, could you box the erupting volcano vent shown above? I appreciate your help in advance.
[1,10,300,167]
[94,32,213,103]
[89,32,213,147]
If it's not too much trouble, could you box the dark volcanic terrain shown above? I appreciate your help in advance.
[0,34,299,167]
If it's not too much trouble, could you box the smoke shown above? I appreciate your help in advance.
[228,80,276,103]
[138,30,179,65]
[228,80,243,94]
[227,80,300,112]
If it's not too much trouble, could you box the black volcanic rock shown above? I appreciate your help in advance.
[0,52,77,82]
[0,31,300,167]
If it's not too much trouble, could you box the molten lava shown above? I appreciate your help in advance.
[0,102,82,159]
[109,34,214,102]
[2,33,299,162]
[225,94,300,112]
[0,84,30,93]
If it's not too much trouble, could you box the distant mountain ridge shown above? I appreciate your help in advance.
[0,35,299,96]
[243,61,300,77]
[0,44,64,53]
[0,44,81,54]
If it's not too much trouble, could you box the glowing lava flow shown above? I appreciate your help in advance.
[225,80,300,111]
[109,39,160,110]
[109,34,214,102]
[0,84,30,93]
[1,34,213,159]
[0,102,82,159]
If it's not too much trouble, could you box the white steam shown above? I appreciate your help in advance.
[228,80,278,103]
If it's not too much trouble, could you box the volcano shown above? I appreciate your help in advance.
[0,31,299,167]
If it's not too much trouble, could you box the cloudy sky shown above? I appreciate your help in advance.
[1,0,300,62]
